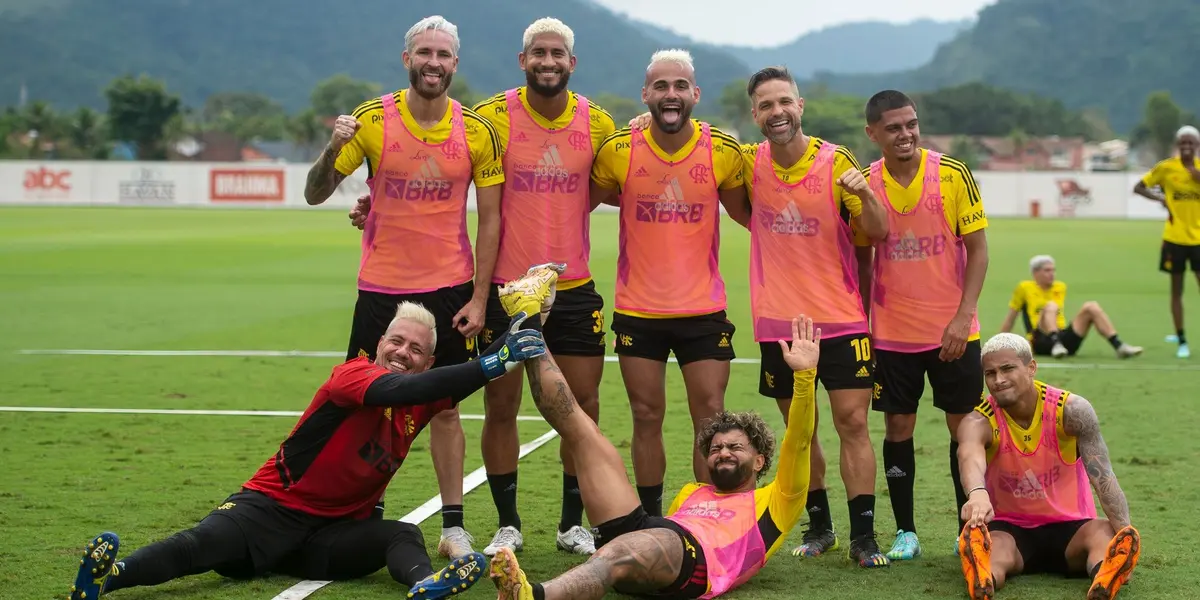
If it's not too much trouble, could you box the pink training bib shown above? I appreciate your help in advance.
[668,485,766,599]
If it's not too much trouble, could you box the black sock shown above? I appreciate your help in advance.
[532,583,546,600]
[805,488,833,532]
[1108,334,1123,350]
[1089,561,1101,579]
[637,484,664,517]
[882,438,917,533]
[559,473,584,532]
[1048,330,1061,344]
[441,504,464,530]
[949,440,968,532]
[847,494,876,540]
[1178,329,1187,345]
[372,499,385,520]
[487,472,521,530]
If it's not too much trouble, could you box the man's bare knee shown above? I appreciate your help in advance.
[629,397,666,430]
[884,413,917,441]
[830,392,870,439]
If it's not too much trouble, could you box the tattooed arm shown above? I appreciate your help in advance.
[304,143,348,205]
[1063,394,1131,530]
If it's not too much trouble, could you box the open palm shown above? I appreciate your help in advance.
[778,315,822,371]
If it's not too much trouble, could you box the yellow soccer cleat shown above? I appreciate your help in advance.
[1087,525,1140,600]
[489,547,534,600]
[498,263,565,321]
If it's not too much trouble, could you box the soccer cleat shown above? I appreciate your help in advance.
[70,532,119,600]
[1165,334,1179,343]
[497,264,564,320]
[1051,342,1069,358]
[1177,343,1191,359]
[483,526,524,557]
[790,526,839,557]
[555,525,596,555]
[489,547,534,600]
[886,529,922,561]
[406,552,487,600]
[958,524,995,600]
[849,534,890,568]
[1087,525,1140,600]
[1116,344,1143,359]
[437,527,476,560]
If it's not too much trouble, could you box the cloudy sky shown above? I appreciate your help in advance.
[591,0,996,46]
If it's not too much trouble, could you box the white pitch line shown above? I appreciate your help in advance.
[15,348,1200,371]
[0,406,545,421]
[269,427,560,600]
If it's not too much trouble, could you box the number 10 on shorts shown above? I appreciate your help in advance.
[851,337,871,362]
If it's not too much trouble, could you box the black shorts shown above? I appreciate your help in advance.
[1160,240,1200,274]
[592,506,707,599]
[482,280,606,356]
[201,489,424,580]
[990,518,1093,577]
[758,333,874,399]
[872,340,983,415]
[1031,328,1085,356]
[611,311,736,365]
[346,282,478,365]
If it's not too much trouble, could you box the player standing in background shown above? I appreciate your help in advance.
[860,90,990,562]
[589,49,751,518]
[303,15,505,559]
[1133,125,1200,359]
[467,17,615,558]
[739,67,890,567]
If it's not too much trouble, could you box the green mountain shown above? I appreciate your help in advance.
[806,0,1200,133]
[0,0,752,113]
[629,18,972,78]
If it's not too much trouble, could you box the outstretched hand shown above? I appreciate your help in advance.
[348,193,371,230]
[777,315,821,372]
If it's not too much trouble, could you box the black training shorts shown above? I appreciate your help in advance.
[758,332,874,399]
[346,282,478,365]
[482,280,606,356]
[989,518,1093,577]
[871,340,983,415]
[611,311,736,365]
[592,506,707,599]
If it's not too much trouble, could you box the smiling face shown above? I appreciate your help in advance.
[520,32,575,98]
[643,60,699,134]
[866,105,920,162]
[375,318,436,375]
[1179,133,1198,162]
[751,78,804,145]
[403,29,458,101]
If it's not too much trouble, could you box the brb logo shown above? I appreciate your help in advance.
[884,229,946,261]
[384,155,455,201]
[635,177,705,224]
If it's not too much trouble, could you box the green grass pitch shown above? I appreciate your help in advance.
[0,207,1196,600]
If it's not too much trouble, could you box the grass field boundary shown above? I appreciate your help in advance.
[15,348,1200,371]
[269,427,560,600]
[0,406,544,421]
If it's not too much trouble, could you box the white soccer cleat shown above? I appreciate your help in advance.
[437,526,476,560]
[1116,344,1143,359]
[1178,343,1191,359]
[483,526,524,557]
[1051,342,1068,358]
[555,525,597,555]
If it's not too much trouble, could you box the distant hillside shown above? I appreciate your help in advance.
[0,0,751,113]
[806,0,1200,133]
[629,18,970,78]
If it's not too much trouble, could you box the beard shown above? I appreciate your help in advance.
[525,67,571,98]
[709,459,752,492]
[409,66,453,100]
[649,99,693,134]
[760,115,800,145]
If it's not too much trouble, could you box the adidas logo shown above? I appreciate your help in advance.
[660,177,684,203]
[769,201,818,236]
[415,156,442,181]
[515,131,530,142]
[537,144,569,179]
[635,166,650,177]
[885,466,906,478]
[856,366,870,378]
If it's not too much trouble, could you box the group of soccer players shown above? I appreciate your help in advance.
[67,14,1146,600]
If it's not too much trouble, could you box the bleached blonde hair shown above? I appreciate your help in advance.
[1029,254,1055,272]
[1177,125,1200,141]
[982,333,1033,365]
[389,301,438,352]
[523,17,574,55]
[405,15,460,56]
[647,48,694,74]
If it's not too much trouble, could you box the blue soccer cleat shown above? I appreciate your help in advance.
[406,551,487,600]
[70,532,119,599]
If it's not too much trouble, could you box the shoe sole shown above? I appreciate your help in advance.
[488,548,528,600]
[71,532,119,600]
[959,527,994,600]
[407,552,486,600]
[1087,528,1141,600]
[792,538,839,558]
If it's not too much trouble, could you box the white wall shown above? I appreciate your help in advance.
[0,160,1169,220]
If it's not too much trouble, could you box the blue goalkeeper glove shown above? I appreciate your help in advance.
[479,311,546,380]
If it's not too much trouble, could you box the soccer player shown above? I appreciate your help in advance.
[486,265,820,600]
[588,49,750,519]
[304,15,505,557]
[67,303,548,600]
[740,67,889,567]
[469,17,616,557]
[861,90,990,561]
[956,333,1141,600]
[999,254,1143,359]
[1133,124,1200,359]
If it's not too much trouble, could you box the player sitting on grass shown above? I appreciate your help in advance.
[486,263,819,600]
[999,254,1142,359]
[956,333,1141,600]
[67,301,549,600]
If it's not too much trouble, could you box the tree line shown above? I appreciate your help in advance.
[2,72,1195,167]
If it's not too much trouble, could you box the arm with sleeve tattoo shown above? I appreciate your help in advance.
[1063,395,1131,530]
[305,144,348,205]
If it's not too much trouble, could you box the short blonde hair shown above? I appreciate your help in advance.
[389,301,437,352]
[648,48,694,73]
[1029,254,1055,272]
[405,15,460,56]
[523,17,574,55]
[981,333,1033,364]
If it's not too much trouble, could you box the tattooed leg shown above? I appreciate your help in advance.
[539,528,685,600]
[524,352,641,526]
